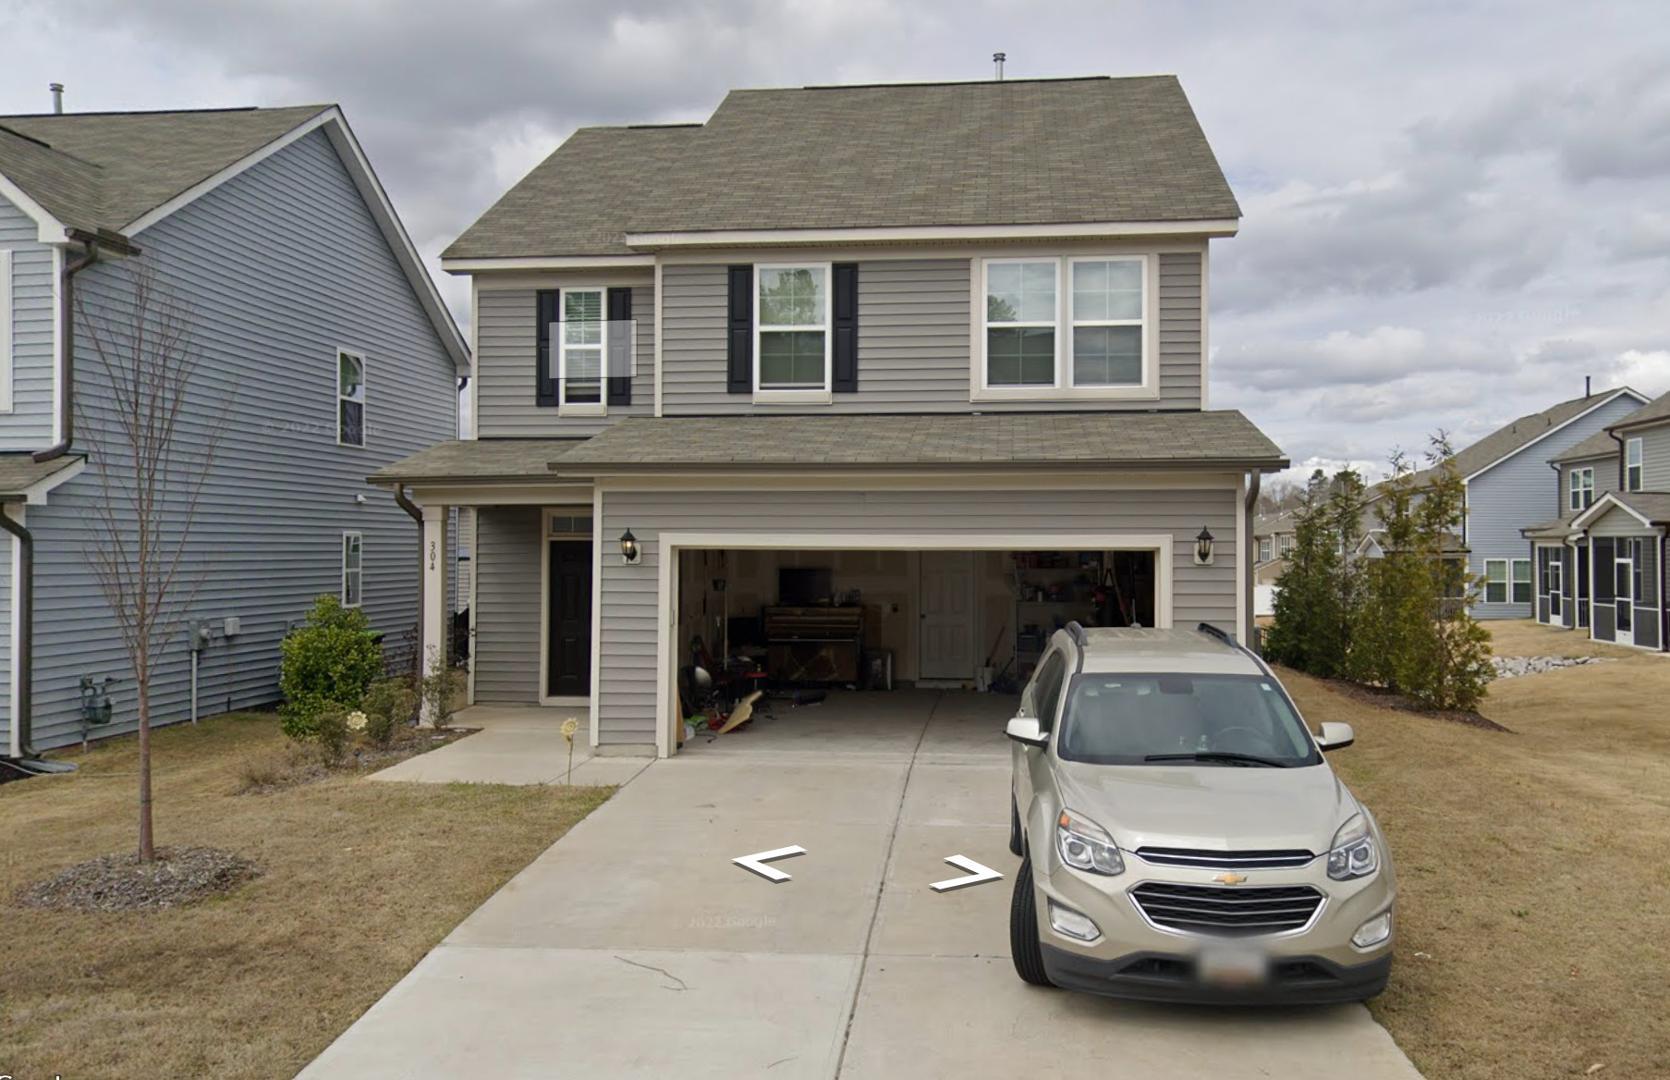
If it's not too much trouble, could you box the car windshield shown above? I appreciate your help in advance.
[1056,673,1322,767]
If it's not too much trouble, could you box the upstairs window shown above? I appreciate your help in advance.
[980,255,1152,396]
[1568,467,1594,512]
[559,289,605,413]
[342,532,363,607]
[1626,437,1643,492]
[1069,257,1144,386]
[1258,537,1273,562]
[756,265,830,393]
[338,350,365,447]
[984,259,1058,387]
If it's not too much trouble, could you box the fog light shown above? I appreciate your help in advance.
[1352,911,1393,949]
[1048,899,1101,942]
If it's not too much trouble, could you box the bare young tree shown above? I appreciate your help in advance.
[78,266,227,861]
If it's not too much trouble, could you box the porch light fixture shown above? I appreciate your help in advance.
[1194,526,1215,566]
[619,529,641,565]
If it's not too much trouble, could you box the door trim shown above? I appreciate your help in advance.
[654,531,1175,758]
[1615,551,1636,648]
[539,507,595,707]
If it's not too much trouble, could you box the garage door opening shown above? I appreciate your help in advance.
[670,545,1159,747]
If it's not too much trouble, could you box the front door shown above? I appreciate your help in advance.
[1615,549,1635,647]
[547,540,592,697]
[919,551,975,680]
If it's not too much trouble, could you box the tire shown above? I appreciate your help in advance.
[1009,798,1023,857]
[1010,857,1053,987]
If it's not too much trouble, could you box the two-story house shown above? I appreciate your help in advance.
[374,76,1287,756]
[0,103,467,760]
[1526,389,1670,650]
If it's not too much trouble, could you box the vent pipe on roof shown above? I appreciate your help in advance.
[49,82,64,113]
[1585,375,1592,398]
[993,52,1006,80]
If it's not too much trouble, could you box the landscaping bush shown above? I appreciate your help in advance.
[278,596,383,741]
[420,658,465,731]
[361,677,418,748]
[313,703,352,766]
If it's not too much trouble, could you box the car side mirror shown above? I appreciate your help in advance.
[1006,716,1048,748]
[1316,722,1355,752]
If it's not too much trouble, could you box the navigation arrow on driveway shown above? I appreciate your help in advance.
[929,855,1004,893]
[732,845,807,883]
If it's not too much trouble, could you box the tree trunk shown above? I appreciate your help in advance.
[137,666,154,862]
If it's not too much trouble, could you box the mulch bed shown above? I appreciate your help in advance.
[235,726,477,796]
[1321,676,1513,733]
[16,846,261,912]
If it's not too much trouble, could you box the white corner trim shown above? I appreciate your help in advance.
[0,171,69,244]
[1236,471,1247,641]
[6,502,21,757]
[1199,243,1211,411]
[652,259,664,418]
[443,255,657,273]
[0,248,12,414]
[625,219,1241,249]
[1463,388,1652,483]
[50,244,62,440]
[589,487,604,748]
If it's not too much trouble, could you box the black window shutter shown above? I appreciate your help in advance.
[606,287,633,406]
[832,262,858,393]
[535,289,560,407]
[727,265,753,393]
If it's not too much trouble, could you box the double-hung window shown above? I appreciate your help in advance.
[1625,438,1643,492]
[1511,558,1532,604]
[559,289,606,413]
[755,264,830,395]
[1568,467,1593,512]
[984,259,1059,388]
[1483,559,1509,604]
[1258,537,1273,563]
[981,255,1151,395]
[341,532,363,607]
[337,349,365,447]
[1068,257,1145,386]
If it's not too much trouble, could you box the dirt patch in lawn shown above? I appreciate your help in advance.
[0,713,613,1079]
[16,845,260,912]
[1280,620,1670,1080]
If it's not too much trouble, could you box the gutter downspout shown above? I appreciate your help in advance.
[0,505,71,772]
[35,235,104,463]
[392,485,426,679]
[1609,429,1626,492]
[1245,470,1261,653]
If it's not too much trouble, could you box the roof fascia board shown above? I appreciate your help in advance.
[624,218,1241,249]
[0,456,87,504]
[442,255,656,273]
[1462,388,1649,483]
[0,169,70,243]
[556,459,1285,481]
[1608,411,1670,434]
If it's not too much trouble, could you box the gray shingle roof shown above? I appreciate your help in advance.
[1607,491,1670,525]
[0,453,84,498]
[368,439,581,485]
[445,76,1240,259]
[1550,427,1621,464]
[0,105,328,234]
[1609,388,1670,433]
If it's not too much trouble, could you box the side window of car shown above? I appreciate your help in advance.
[1033,652,1068,733]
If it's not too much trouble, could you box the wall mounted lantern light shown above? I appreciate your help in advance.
[1194,526,1215,566]
[619,529,641,565]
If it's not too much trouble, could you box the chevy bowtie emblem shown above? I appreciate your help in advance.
[1214,871,1248,885]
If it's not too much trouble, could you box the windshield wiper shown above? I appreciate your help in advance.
[1143,751,1291,768]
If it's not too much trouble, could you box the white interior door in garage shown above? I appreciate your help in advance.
[919,551,975,680]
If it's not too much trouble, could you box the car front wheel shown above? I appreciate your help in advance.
[1009,856,1053,987]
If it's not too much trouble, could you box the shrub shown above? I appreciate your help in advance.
[420,657,465,731]
[362,676,418,748]
[313,703,351,766]
[279,596,383,741]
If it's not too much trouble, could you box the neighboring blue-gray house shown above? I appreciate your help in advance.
[0,103,468,757]
[1361,385,1647,619]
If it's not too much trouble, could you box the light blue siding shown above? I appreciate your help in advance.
[0,195,57,448]
[1468,393,1646,619]
[7,129,457,749]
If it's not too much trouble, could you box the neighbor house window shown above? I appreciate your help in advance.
[1626,438,1643,492]
[755,265,830,392]
[559,288,605,412]
[337,350,365,446]
[1483,559,1509,603]
[984,259,1058,387]
[1568,467,1594,511]
[1511,558,1532,604]
[1258,537,1273,562]
[1069,257,1144,386]
[341,532,363,607]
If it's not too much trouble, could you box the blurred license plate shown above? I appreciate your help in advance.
[1197,945,1268,986]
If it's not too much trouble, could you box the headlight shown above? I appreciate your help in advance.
[1352,911,1393,949]
[1056,809,1124,876]
[1327,814,1379,881]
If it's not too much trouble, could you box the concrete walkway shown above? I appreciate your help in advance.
[303,691,1421,1079]
[369,705,652,787]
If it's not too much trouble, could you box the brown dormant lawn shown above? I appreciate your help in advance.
[0,713,611,1078]
[1279,620,1670,1080]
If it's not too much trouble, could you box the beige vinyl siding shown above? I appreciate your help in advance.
[472,506,542,703]
[1560,457,1617,518]
[595,484,1239,745]
[659,252,1203,414]
[1638,424,1670,491]
[475,276,655,438]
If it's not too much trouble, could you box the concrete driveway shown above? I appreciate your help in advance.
[300,690,1420,1079]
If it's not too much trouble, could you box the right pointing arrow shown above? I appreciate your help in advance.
[930,854,1004,893]
[732,845,807,883]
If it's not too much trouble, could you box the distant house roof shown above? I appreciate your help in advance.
[0,105,468,371]
[1253,510,1298,536]
[445,75,1241,260]
[1608,388,1670,433]
[1550,428,1620,464]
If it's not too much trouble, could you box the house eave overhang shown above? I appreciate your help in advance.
[621,218,1241,251]
[551,456,1287,480]
[1569,492,1667,531]
[0,169,71,243]
[441,254,656,274]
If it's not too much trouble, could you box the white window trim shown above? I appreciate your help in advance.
[973,253,1159,402]
[336,347,366,447]
[341,531,363,608]
[557,286,608,417]
[1258,537,1273,563]
[0,248,12,414]
[1067,254,1150,390]
[1625,437,1643,492]
[979,256,1060,393]
[753,262,833,402]
[1569,466,1594,512]
[1483,558,1510,604]
[1510,556,1532,605]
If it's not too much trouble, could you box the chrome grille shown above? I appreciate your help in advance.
[1135,847,1315,870]
[1131,882,1324,936]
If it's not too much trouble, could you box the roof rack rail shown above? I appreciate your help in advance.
[1064,621,1089,647]
[1195,621,1237,647]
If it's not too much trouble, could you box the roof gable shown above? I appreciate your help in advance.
[1607,387,1670,433]
[445,75,1239,260]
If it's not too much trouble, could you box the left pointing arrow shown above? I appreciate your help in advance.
[732,845,807,883]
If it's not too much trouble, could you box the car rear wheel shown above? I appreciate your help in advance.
[1009,857,1053,987]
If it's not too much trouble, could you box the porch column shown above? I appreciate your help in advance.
[419,501,448,725]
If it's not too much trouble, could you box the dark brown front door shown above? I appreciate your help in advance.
[547,540,592,697]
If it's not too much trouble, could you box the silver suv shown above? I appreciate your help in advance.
[1006,623,1395,1004]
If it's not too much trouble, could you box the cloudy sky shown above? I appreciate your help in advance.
[4,0,1668,479]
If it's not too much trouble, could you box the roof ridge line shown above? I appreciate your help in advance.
[0,103,333,120]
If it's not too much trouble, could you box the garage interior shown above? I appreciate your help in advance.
[674,547,1156,737]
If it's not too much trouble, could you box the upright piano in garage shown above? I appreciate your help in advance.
[762,605,864,684]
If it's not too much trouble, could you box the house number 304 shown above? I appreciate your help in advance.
[428,539,438,570]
